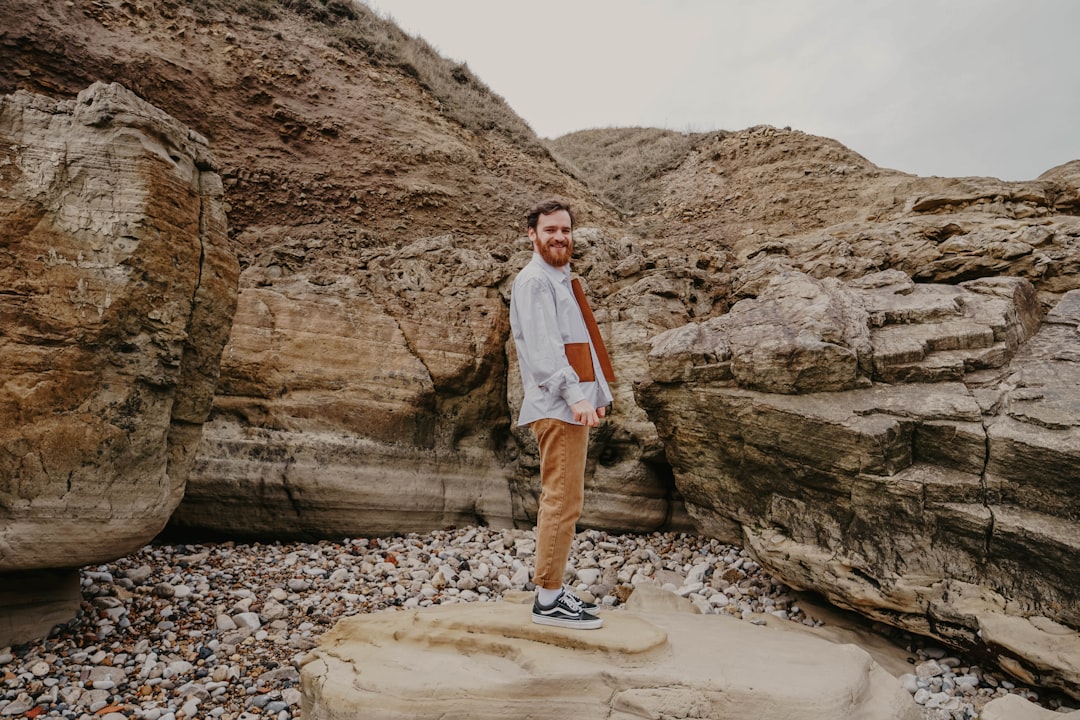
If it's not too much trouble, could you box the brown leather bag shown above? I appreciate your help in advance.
[564,342,595,382]
[568,278,616,383]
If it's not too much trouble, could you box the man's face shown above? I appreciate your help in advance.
[529,209,573,267]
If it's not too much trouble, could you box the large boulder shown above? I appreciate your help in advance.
[638,271,1080,697]
[0,82,238,644]
[300,589,918,720]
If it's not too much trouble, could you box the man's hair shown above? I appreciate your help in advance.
[526,199,574,231]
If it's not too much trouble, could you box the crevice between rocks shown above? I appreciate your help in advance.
[975,389,996,558]
[191,169,208,334]
[981,424,996,558]
[280,459,303,518]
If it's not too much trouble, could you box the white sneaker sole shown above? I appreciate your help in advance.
[531,613,603,630]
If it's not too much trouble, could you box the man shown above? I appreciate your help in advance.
[509,199,614,630]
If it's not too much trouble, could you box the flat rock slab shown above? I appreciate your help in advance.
[300,597,918,720]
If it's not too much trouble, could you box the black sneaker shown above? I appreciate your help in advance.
[532,590,603,629]
[562,585,599,611]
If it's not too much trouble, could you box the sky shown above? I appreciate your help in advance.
[363,0,1080,182]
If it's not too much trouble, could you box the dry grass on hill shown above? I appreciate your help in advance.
[547,127,708,217]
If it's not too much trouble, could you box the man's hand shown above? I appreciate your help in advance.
[570,399,601,427]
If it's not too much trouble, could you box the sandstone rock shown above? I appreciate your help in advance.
[981,693,1080,720]
[726,271,872,393]
[0,82,237,643]
[557,125,1080,312]
[1,0,657,542]
[639,275,1080,697]
[178,419,515,538]
[648,270,1041,392]
[10,0,1078,559]
[976,612,1080,694]
[300,594,918,720]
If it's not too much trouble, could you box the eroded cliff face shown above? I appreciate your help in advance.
[0,82,238,644]
[639,272,1080,697]
[566,129,1080,696]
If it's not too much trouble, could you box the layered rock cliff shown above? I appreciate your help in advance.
[639,271,1080,696]
[6,0,1077,545]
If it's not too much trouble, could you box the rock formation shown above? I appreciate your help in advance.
[0,82,238,645]
[3,0,1080,700]
[4,0,1078,547]
[638,271,1080,697]
[2,0,693,540]
[300,587,919,720]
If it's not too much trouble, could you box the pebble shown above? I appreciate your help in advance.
[0,527,1065,719]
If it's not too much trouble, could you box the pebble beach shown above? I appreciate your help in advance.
[1,526,1071,719]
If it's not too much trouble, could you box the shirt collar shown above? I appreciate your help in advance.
[530,251,572,283]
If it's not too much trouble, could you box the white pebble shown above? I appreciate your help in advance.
[165,660,193,678]
[899,673,919,694]
[576,568,602,585]
[233,612,262,630]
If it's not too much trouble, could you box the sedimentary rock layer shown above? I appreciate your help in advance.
[639,272,1080,697]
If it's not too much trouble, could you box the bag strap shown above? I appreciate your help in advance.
[570,277,616,383]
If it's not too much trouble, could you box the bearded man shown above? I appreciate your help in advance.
[509,198,615,629]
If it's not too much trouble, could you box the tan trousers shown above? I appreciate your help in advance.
[530,418,589,590]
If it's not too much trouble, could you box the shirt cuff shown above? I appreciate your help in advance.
[562,384,587,407]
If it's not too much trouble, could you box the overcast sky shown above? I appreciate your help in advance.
[363,0,1079,182]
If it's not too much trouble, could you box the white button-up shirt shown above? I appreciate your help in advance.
[509,252,614,426]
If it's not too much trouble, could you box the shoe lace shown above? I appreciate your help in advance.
[560,590,583,612]
[563,585,593,605]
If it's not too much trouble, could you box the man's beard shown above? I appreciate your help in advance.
[538,240,572,267]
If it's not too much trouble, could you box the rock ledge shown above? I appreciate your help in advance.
[300,590,918,720]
